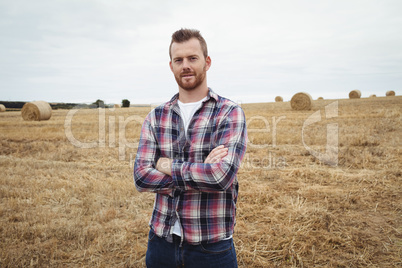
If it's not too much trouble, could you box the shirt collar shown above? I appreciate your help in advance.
[168,88,218,107]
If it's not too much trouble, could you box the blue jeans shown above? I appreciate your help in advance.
[145,229,238,268]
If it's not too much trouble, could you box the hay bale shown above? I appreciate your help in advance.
[113,104,121,108]
[369,94,376,98]
[21,101,52,121]
[317,97,324,100]
[386,90,395,96]
[275,96,283,102]
[0,104,5,112]
[290,92,313,111]
[349,90,361,99]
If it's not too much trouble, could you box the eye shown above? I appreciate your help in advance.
[174,59,182,63]
[190,57,198,61]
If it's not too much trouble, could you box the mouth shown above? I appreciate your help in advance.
[181,73,194,78]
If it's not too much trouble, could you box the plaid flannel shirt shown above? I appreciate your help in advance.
[134,88,247,245]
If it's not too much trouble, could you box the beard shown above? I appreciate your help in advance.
[174,65,207,91]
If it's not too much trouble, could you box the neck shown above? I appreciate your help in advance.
[178,85,209,103]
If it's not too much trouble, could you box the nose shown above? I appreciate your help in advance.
[182,59,191,70]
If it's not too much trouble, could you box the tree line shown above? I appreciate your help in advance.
[0,99,131,110]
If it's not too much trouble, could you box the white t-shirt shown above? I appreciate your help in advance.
[178,97,207,133]
[172,97,207,236]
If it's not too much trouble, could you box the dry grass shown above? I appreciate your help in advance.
[1,97,401,267]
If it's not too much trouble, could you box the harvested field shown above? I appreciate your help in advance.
[0,96,401,267]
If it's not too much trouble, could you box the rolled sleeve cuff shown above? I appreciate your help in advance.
[171,159,187,190]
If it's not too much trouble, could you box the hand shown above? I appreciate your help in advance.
[156,157,173,176]
[204,145,228,164]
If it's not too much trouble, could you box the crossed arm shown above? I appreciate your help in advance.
[155,145,228,176]
[134,144,231,194]
[134,106,247,193]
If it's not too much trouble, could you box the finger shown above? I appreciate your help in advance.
[205,154,218,164]
[209,145,224,155]
[210,146,228,156]
[204,146,228,163]
[215,150,229,160]
[209,150,229,163]
[207,150,227,162]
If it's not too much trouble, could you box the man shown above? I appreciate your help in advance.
[134,28,247,268]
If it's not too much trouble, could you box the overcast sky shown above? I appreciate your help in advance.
[1,0,401,104]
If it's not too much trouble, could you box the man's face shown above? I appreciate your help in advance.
[169,38,211,91]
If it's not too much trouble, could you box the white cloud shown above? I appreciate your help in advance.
[0,0,401,103]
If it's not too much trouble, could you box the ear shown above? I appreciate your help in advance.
[205,56,211,71]
[169,61,173,72]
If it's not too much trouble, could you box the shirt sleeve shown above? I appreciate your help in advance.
[133,112,175,194]
[171,106,247,192]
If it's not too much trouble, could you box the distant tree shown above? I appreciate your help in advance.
[122,99,130,108]
[93,99,105,108]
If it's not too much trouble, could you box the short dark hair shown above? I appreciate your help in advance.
[169,28,208,59]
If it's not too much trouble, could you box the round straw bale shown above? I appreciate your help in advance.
[290,92,313,110]
[275,96,283,102]
[317,97,324,100]
[113,104,121,108]
[21,101,52,121]
[369,94,376,98]
[0,104,5,112]
[349,89,361,99]
[386,90,395,96]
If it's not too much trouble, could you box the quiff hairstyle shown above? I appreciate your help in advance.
[169,28,208,60]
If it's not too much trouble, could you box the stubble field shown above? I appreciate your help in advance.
[0,96,401,267]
